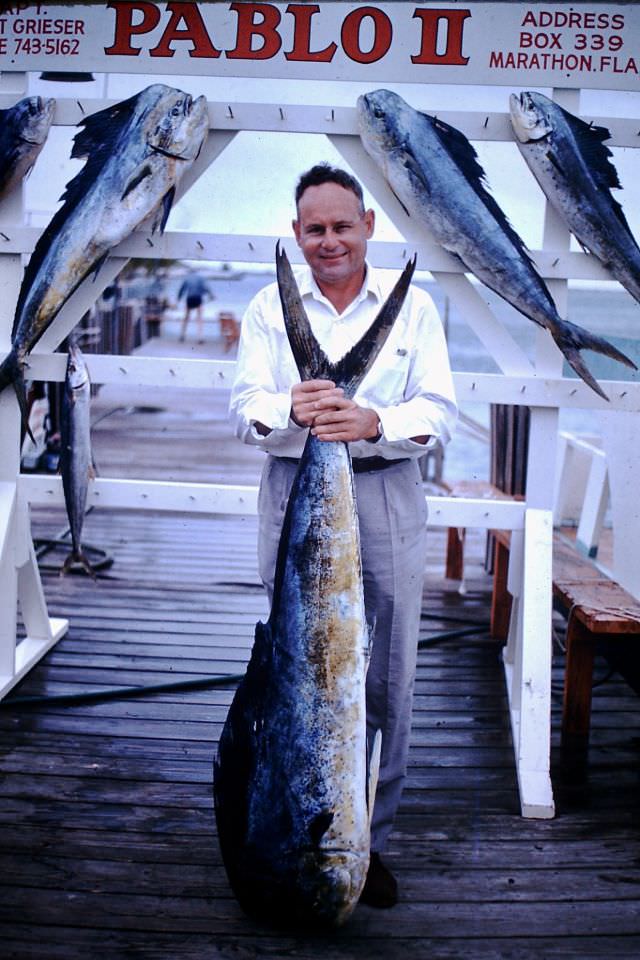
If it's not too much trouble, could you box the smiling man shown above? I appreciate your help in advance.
[229,163,457,909]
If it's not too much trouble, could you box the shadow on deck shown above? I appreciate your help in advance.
[1,334,639,958]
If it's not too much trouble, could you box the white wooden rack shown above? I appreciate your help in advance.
[2,79,639,820]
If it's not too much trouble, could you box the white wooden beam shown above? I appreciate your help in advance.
[1,97,636,147]
[1,226,629,285]
[21,474,527,529]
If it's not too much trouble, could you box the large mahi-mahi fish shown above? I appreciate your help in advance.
[214,245,416,928]
[0,83,208,428]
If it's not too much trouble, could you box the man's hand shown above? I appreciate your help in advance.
[311,395,380,443]
[291,379,344,427]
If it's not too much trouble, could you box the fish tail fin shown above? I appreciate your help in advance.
[334,255,417,397]
[60,549,97,580]
[0,348,34,442]
[275,241,331,381]
[550,318,637,401]
[367,729,383,829]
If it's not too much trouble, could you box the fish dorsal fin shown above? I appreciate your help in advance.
[425,112,543,283]
[558,106,620,190]
[333,255,416,398]
[72,92,141,162]
[13,95,142,328]
[275,242,332,381]
[367,730,383,826]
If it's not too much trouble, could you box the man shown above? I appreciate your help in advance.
[177,268,213,343]
[229,163,457,908]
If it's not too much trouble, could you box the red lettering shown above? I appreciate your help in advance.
[104,1,159,56]
[285,3,336,62]
[226,2,282,60]
[412,8,470,65]
[149,1,220,58]
[341,6,392,65]
[521,11,536,27]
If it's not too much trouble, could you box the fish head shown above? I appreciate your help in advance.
[65,343,90,392]
[357,89,414,159]
[143,85,209,163]
[298,848,367,927]
[509,91,553,144]
[12,96,55,145]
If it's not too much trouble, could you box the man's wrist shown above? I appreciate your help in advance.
[366,414,382,444]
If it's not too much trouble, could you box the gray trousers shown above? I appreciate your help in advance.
[257,454,428,852]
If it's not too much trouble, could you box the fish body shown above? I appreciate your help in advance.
[0,84,209,424]
[509,90,640,304]
[0,96,54,199]
[357,88,635,398]
[214,247,415,928]
[59,343,94,577]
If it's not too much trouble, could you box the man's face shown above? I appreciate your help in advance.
[293,182,375,289]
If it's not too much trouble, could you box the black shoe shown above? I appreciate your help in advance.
[359,853,398,908]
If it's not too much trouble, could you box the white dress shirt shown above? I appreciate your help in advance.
[229,262,457,460]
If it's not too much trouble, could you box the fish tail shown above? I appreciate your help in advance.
[60,549,97,580]
[549,318,637,401]
[0,348,34,442]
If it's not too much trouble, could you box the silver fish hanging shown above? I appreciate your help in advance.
[0,95,54,200]
[357,88,636,399]
[510,90,640,306]
[0,83,209,431]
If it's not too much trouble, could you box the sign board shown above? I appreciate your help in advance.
[0,2,638,90]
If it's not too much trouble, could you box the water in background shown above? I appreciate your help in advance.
[157,269,640,484]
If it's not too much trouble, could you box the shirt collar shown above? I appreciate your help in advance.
[297,261,383,311]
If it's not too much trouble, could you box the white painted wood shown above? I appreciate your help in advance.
[575,451,609,559]
[512,509,554,818]
[0,97,634,147]
[503,512,554,819]
[0,483,18,678]
[599,410,640,599]
[20,357,640,411]
[27,353,237,390]
[454,373,640,411]
[1,226,628,283]
[20,475,526,530]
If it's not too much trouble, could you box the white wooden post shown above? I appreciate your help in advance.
[503,509,554,818]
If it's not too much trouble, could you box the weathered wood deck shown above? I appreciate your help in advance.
[2,334,640,959]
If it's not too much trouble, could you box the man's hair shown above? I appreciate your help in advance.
[295,163,365,214]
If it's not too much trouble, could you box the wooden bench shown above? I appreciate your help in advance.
[490,527,640,762]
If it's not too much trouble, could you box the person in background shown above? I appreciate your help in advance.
[178,268,213,343]
[229,163,457,909]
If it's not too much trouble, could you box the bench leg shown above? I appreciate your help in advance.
[561,612,597,763]
[490,538,512,640]
[446,527,465,580]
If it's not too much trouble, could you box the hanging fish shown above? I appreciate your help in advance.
[0,95,55,200]
[213,245,416,929]
[510,90,640,305]
[357,88,636,400]
[0,83,209,429]
[59,342,95,578]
